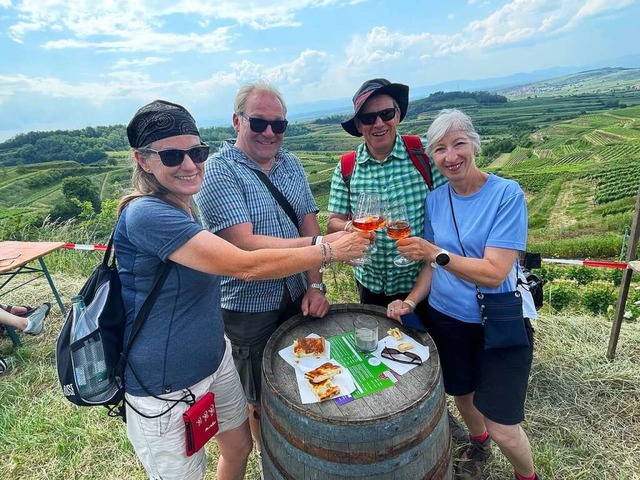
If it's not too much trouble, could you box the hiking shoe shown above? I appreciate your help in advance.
[455,437,492,479]
[448,410,469,445]
[23,303,50,335]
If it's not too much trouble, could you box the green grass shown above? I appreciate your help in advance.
[1,273,639,479]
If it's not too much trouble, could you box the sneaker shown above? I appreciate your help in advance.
[23,303,50,335]
[448,410,469,445]
[0,355,15,374]
[455,436,492,479]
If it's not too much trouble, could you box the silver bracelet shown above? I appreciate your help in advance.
[344,220,353,231]
[326,243,334,265]
[319,243,328,273]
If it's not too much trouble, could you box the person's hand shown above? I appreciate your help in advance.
[329,232,371,263]
[396,237,435,262]
[323,231,349,243]
[301,287,330,318]
[386,299,413,322]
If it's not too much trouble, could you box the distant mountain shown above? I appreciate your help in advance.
[286,53,640,121]
[497,67,640,97]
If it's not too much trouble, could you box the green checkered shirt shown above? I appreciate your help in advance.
[328,134,447,295]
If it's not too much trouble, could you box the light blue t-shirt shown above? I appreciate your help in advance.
[425,174,536,323]
[114,196,226,396]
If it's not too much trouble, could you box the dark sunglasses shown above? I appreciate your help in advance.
[139,143,210,167]
[239,112,288,134]
[381,347,422,365]
[357,107,397,125]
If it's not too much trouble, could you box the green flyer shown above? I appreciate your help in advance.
[327,332,397,403]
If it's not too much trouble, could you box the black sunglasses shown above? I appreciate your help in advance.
[239,112,288,134]
[139,143,210,167]
[357,107,397,125]
[381,347,422,365]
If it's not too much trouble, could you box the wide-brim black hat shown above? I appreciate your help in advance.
[341,78,409,137]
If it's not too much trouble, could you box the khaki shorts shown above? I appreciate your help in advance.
[125,337,248,480]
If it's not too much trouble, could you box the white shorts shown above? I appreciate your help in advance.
[125,337,248,480]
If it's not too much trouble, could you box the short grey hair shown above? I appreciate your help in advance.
[426,109,481,157]
[234,81,287,116]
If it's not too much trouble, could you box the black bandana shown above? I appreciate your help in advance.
[127,99,200,148]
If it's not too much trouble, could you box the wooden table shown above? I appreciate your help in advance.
[1,241,67,347]
[261,303,452,480]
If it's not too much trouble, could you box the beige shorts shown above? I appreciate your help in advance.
[125,337,248,480]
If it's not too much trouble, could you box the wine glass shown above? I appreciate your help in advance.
[352,192,383,256]
[386,203,415,267]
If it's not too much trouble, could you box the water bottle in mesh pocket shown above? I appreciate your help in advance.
[71,330,117,402]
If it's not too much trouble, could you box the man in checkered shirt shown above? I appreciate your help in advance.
[327,78,447,314]
[195,81,349,465]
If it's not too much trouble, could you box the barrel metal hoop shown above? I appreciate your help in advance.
[263,391,447,464]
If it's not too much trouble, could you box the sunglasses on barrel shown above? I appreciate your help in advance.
[138,143,210,167]
[357,107,397,125]
[239,112,289,134]
[381,347,422,365]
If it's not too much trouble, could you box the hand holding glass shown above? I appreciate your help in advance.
[351,193,383,265]
[386,203,416,267]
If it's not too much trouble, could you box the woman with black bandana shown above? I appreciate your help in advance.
[115,100,370,480]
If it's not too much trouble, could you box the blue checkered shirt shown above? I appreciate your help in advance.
[195,139,318,312]
[328,134,447,295]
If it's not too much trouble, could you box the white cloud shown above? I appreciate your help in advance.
[110,57,170,70]
[6,0,360,44]
[43,27,235,54]
[343,0,638,65]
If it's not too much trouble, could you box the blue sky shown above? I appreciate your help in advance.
[0,0,638,142]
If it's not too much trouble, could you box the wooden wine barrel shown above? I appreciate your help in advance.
[261,303,452,479]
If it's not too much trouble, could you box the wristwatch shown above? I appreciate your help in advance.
[434,249,451,267]
[309,282,327,294]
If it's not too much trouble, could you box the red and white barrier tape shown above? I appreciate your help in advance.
[542,258,628,269]
[63,243,108,252]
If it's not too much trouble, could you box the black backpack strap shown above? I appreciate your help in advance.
[253,169,300,230]
[121,261,173,360]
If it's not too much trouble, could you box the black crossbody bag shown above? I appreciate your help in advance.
[448,186,530,350]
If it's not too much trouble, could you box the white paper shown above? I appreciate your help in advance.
[278,334,356,404]
[371,334,430,375]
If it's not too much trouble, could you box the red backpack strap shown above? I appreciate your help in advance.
[402,135,433,191]
[340,151,357,219]
[340,151,357,187]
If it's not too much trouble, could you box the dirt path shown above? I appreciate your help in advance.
[489,153,510,168]
[547,179,595,229]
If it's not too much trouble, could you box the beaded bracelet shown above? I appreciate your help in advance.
[319,243,328,273]
[326,243,334,265]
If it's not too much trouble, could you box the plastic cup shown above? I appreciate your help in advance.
[354,316,379,353]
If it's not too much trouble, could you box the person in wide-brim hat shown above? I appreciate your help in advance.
[341,78,409,137]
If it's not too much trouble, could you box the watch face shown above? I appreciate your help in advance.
[436,252,450,266]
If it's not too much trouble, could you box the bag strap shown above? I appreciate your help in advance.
[122,260,173,360]
[339,135,433,219]
[253,169,300,230]
[447,186,517,292]
[340,151,357,220]
[401,135,434,191]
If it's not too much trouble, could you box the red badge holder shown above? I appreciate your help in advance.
[183,392,218,456]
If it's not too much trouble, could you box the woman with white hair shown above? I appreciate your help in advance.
[386,109,539,480]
